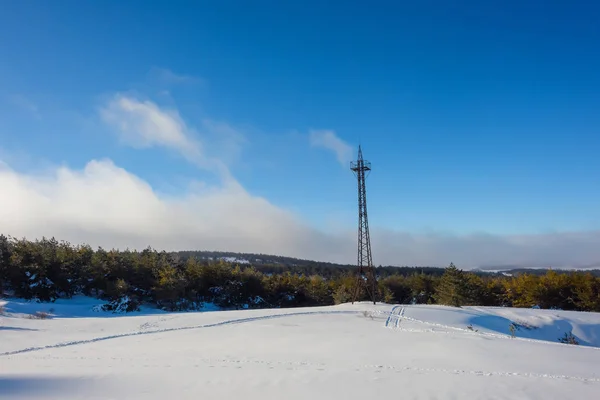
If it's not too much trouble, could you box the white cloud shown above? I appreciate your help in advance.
[1,94,600,269]
[100,94,233,182]
[370,229,600,269]
[1,156,600,268]
[309,130,354,167]
[100,94,199,154]
[0,158,349,261]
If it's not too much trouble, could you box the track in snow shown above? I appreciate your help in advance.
[4,304,600,385]
[382,305,600,351]
[385,305,405,329]
[5,304,598,358]
[384,305,399,327]
[0,309,360,357]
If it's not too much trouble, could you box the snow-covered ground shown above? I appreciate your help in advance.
[1,297,600,399]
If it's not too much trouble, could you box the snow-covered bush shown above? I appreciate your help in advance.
[558,331,579,345]
[362,310,375,320]
[100,296,140,313]
[158,299,204,312]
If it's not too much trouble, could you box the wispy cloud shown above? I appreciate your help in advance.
[148,67,204,86]
[201,119,247,165]
[7,94,40,118]
[100,94,200,154]
[309,129,353,166]
[99,94,233,181]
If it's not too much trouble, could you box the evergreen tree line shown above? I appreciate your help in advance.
[1,236,599,312]
[234,264,446,280]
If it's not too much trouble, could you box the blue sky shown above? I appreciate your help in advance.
[1,1,599,267]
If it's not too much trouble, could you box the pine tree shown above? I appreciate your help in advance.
[434,263,472,307]
[0,234,12,294]
[380,275,412,303]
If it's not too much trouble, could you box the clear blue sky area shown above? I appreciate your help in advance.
[1,1,599,235]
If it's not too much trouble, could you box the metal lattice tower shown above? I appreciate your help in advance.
[350,145,377,304]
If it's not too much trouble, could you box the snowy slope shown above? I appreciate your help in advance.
[1,299,600,399]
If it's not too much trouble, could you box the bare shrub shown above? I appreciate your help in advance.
[27,311,51,320]
[558,332,579,345]
[509,321,537,338]
[509,323,516,338]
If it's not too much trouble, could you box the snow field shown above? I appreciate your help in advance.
[1,298,600,399]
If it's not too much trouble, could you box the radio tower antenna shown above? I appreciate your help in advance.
[350,145,377,304]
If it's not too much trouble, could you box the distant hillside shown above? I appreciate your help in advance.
[176,250,345,268]
[174,250,447,278]
[176,250,600,278]
[496,268,600,277]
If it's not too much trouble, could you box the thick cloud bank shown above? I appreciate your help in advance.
[2,159,600,269]
[2,94,600,269]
